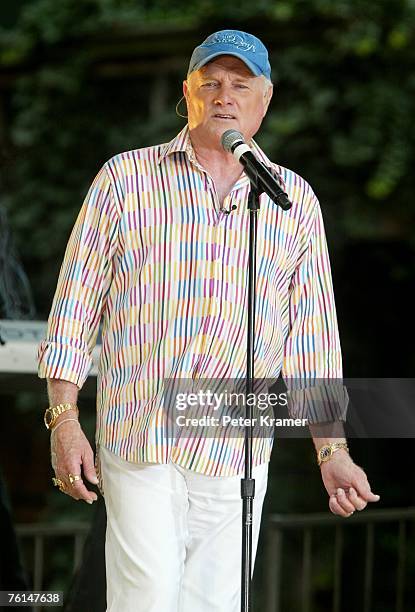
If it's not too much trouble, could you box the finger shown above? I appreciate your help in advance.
[360,489,380,502]
[348,487,367,511]
[55,473,80,501]
[352,471,380,502]
[70,478,98,503]
[71,479,97,503]
[329,494,353,518]
[61,464,98,503]
[335,488,355,514]
[82,449,99,486]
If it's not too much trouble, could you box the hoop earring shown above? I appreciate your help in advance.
[175,95,188,119]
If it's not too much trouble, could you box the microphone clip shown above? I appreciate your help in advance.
[220,204,237,215]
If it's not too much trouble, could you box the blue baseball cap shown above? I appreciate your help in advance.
[187,30,271,81]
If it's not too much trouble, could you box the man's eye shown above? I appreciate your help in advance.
[236,84,249,89]
[201,82,217,88]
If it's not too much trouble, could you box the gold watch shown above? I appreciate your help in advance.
[44,403,79,430]
[317,442,349,466]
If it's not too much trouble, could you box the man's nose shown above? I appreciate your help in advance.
[213,86,234,105]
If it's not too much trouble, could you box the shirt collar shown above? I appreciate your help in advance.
[158,125,287,194]
[157,125,192,163]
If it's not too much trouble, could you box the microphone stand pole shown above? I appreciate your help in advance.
[241,180,261,612]
[226,138,290,610]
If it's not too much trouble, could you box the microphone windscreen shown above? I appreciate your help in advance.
[221,130,245,153]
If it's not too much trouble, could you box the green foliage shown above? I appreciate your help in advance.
[0,0,414,318]
[1,5,415,608]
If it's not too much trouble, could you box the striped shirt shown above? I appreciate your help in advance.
[37,125,343,476]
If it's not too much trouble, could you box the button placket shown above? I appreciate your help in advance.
[191,221,224,377]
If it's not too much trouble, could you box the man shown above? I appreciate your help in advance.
[38,30,379,611]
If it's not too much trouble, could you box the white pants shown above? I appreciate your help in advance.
[100,446,268,612]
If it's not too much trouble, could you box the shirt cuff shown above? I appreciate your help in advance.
[286,379,349,424]
[37,340,92,388]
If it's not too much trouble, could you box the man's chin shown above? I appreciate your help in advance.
[189,124,242,151]
[210,123,241,144]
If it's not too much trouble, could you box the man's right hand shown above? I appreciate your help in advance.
[50,418,99,504]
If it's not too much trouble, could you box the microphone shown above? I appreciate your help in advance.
[221,130,292,210]
[220,204,237,215]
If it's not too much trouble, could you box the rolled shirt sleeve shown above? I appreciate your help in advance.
[37,163,121,388]
[282,196,348,423]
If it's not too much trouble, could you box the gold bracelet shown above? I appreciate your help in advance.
[50,418,80,435]
[44,403,79,430]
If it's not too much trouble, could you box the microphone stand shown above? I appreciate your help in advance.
[219,130,291,609]
[240,173,290,612]
[241,179,261,612]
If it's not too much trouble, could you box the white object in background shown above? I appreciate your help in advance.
[0,320,100,375]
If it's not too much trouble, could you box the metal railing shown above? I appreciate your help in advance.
[266,507,415,612]
[16,522,90,611]
[15,510,415,612]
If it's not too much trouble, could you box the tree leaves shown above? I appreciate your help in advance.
[0,0,414,313]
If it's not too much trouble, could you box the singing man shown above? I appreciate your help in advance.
[38,30,379,611]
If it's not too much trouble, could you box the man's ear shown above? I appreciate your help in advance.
[264,83,273,113]
[183,80,189,100]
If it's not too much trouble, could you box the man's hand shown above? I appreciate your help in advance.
[320,450,380,517]
[51,419,99,504]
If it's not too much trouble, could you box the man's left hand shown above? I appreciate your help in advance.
[320,450,380,517]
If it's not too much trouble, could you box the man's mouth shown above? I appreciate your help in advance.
[213,114,236,119]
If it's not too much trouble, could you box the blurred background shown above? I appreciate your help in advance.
[0,1,414,611]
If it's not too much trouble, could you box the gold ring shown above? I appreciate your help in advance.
[68,473,82,485]
[52,477,67,493]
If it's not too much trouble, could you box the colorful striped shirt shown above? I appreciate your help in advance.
[37,125,343,476]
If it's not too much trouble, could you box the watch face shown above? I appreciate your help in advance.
[44,409,53,427]
[320,446,332,462]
